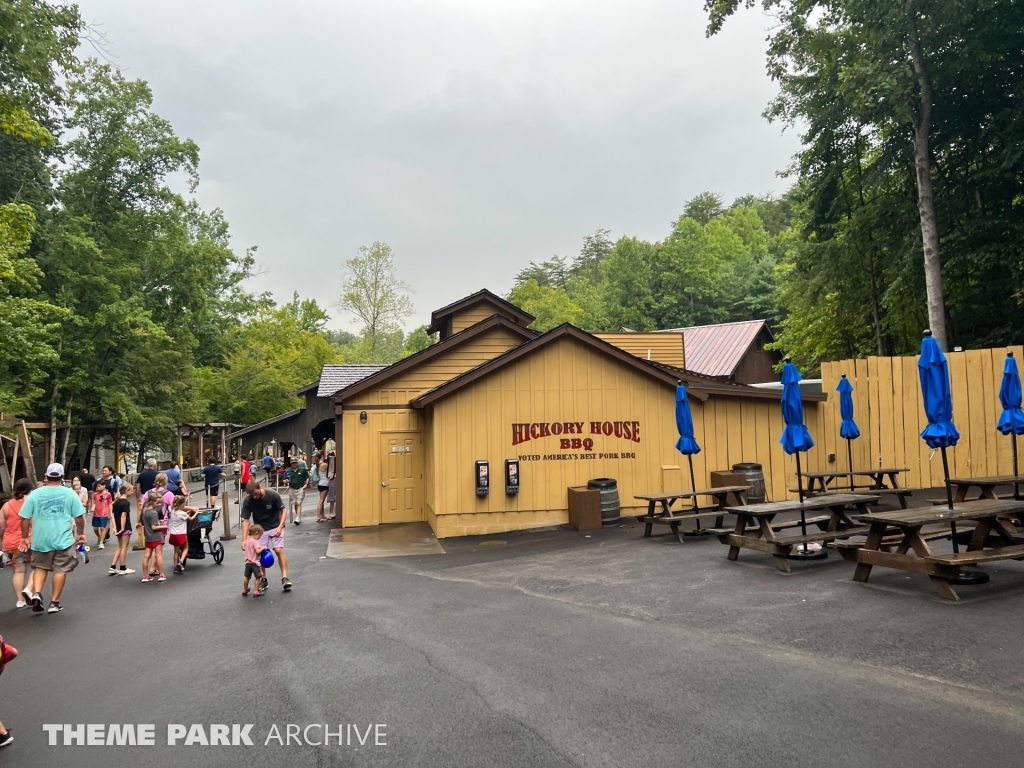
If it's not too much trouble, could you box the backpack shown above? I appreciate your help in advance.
[310,465,320,484]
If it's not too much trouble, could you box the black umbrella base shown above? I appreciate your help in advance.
[944,570,990,585]
[785,548,829,561]
[682,529,715,537]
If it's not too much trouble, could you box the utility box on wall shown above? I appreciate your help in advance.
[475,460,489,496]
[567,486,602,531]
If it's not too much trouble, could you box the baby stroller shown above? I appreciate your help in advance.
[184,507,225,565]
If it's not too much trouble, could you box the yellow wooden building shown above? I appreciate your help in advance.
[331,290,822,538]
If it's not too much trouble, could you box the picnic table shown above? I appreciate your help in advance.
[800,468,912,508]
[836,498,1024,601]
[636,486,749,543]
[947,476,1024,503]
[717,493,878,573]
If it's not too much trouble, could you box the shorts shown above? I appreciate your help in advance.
[92,516,109,528]
[168,533,188,547]
[4,549,30,564]
[244,562,262,580]
[117,528,133,537]
[327,482,336,503]
[145,540,164,550]
[29,546,78,573]
[206,485,219,497]
[318,482,330,494]
[288,487,305,506]
[258,529,284,550]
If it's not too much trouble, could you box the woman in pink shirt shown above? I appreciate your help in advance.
[0,479,34,609]
[90,483,113,550]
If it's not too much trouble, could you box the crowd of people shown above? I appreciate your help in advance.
[0,447,339,612]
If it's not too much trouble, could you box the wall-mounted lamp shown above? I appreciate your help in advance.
[360,411,367,424]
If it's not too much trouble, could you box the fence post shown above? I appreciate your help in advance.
[221,490,236,540]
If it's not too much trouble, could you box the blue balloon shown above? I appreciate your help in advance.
[260,548,275,569]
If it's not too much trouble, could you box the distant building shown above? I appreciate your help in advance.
[227,365,385,460]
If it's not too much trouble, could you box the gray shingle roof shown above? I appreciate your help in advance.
[317,364,389,398]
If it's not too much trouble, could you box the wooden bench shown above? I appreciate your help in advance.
[636,486,750,543]
[923,543,1024,566]
[841,499,1024,601]
[717,494,879,573]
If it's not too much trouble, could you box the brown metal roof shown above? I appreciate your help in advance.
[657,320,772,379]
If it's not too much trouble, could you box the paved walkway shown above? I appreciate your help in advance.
[2,507,1023,766]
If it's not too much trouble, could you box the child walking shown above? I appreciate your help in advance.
[0,634,18,747]
[242,524,266,597]
[90,481,113,549]
[138,496,167,582]
[108,484,135,576]
[167,496,199,574]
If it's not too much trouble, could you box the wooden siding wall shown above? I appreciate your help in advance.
[340,408,422,528]
[353,327,527,405]
[593,333,685,368]
[731,334,782,385]
[427,337,818,536]
[819,347,1024,489]
[451,303,509,335]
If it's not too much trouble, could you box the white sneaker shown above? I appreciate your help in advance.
[120,567,136,575]
[15,601,26,609]
[97,542,104,549]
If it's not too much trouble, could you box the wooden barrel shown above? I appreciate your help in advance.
[587,478,620,526]
[731,463,766,503]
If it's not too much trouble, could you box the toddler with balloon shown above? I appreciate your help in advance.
[242,524,273,597]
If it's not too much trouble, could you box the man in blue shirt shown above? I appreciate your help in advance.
[164,462,186,497]
[201,459,224,507]
[19,463,86,614]
[262,452,275,484]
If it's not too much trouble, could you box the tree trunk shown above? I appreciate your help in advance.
[58,398,73,466]
[48,395,57,465]
[84,428,97,472]
[136,441,147,472]
[906,0,948,350]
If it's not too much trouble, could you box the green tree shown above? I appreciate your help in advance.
[402,325,437,357]
[199,295,341,425]
[704,0,1024,351]
[338,242,414,363]
[507,280,584,331]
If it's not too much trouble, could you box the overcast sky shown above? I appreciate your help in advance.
[76,0,798,332]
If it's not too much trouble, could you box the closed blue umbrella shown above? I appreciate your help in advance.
[780,361,815,457]
[837,374,860,491]
[674,382,703,521]
[997,353,1024,436]
[997,351,1024,497]
[918,331,983,574]
[918,333,960,452]
[779,360,820,557]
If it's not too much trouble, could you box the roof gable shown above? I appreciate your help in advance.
[334,314,536,403]
[427,289,535,336]
[410,324,698,408]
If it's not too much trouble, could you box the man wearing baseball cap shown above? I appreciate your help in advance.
[18,463,86,614]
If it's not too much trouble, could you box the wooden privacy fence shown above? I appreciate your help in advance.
[818,346,1024,490]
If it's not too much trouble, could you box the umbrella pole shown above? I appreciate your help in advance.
[847,438,855,492]
[941,447,959,555]
[1014,433,1020,500]
[796,451,809,554]
[688,455,699,512]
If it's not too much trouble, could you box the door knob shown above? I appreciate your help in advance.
[381,482,388,487]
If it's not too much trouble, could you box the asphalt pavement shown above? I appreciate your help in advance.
[2,502,1024,767]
